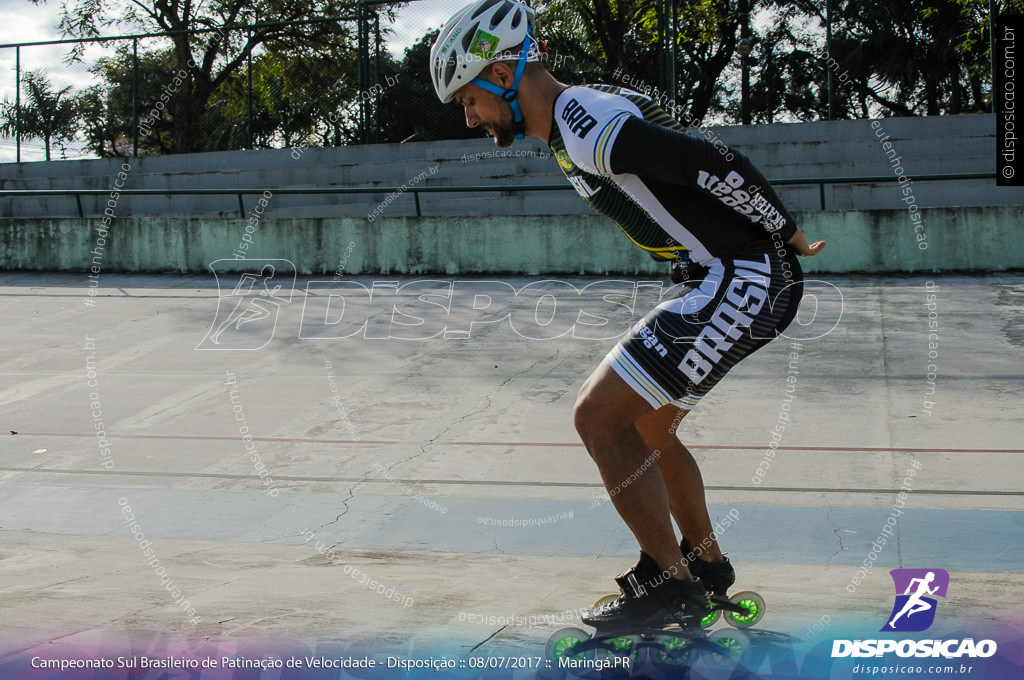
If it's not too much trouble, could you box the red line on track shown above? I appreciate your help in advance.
[10,432,1024,454]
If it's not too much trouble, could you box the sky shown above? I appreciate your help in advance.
[0,1,72,159]
[0,0,64,45]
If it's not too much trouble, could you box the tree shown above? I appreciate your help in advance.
[35,0,386,153]
[377,30,482,143]
[740,25,827,123]
[534,0,1003,123]
[0,71,81,160]
[759,0,997,119]
[79,47,182,157]
[671,0,741,123]
[79,34,365,155]
[534,0,742,123]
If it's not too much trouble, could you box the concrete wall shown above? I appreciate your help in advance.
[0,113,1007,220]
[2,206,1021,275]
[1,113,1013,274]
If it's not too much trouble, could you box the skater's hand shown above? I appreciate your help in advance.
[787,229,826,257]
[799,240,827,256]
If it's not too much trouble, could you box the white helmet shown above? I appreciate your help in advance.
[430,0,535,103]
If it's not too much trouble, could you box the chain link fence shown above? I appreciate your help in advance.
[0,0,477,162]
[2,0,988,162]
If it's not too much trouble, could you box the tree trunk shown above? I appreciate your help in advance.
[924,76,939,116]
[591,0,632,82]
[687,21,737,122]
[172,34,214,154]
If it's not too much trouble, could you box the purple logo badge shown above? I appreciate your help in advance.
[881,568,949,632]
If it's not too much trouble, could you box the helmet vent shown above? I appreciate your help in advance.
[489,1,510,28]
[471,0,502,20]
[461,22,479,51]
[444,52,458,85]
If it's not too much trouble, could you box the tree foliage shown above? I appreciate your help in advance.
[746,0,997,120]
[0,71,81,160]
[34,0,374,153]
[376,30,482,143]
[13,0,1009,159]
[535,0,741,123]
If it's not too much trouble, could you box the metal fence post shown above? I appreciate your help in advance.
[132,38,139,156]
[247,18,254,149]
[656,0,677,104]
[374,8,381,143]
[357,1,369,144]
[990,0,996,103]
[671,0,678,105]
[826,0,833,120]
[657,0,668,99]
[15,44,20,161]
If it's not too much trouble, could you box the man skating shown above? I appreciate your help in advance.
[430,0,826,632]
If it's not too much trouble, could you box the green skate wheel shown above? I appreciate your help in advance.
[592,593,618,609]
[724,591,765,628]
[707,629,749,666]
[700,607,721,628]
[650,634,695,671]
[597,634,641,667]
[545,626,593,663]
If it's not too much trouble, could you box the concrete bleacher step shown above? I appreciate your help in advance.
[0,113,1002,218]
[2,173,997,219]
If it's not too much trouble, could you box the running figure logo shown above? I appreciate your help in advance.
[197,259,296,350]
[881,568,949,632]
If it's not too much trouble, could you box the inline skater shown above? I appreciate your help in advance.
[430,0,826,632]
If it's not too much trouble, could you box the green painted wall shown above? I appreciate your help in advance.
[1,206,1020,275]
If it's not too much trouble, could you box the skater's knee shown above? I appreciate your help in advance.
[574,362,652,448]
[572,392,604,444]
[573,390,624,449]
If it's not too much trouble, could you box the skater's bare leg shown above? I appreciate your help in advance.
[574,361,693,580]
[635,405,724,563]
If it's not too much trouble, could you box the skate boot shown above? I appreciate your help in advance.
[582,552,712,633]
[679,537,765,628]
[680,537,735,596]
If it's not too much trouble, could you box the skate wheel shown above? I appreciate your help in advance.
[700,607,721,628]
[545,626,592,663]
[724,591,765,628]
[650,634,695,671]
[707,629,749,666]
[597,634,641,667]
[592,593,618,609]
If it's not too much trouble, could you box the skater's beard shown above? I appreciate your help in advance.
[486,101,521,148]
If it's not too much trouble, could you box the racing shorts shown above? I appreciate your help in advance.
[608,246,803,410]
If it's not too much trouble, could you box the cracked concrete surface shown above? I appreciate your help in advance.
[1,272,1023,661]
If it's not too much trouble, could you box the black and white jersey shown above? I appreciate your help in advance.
[548,85,798,265]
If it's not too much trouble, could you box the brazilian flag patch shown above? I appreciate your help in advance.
[555,149,575,172]
[468,29,499,60]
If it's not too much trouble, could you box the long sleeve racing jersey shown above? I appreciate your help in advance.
[547,84,798,265]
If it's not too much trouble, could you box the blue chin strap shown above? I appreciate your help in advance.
[470,33,532,140]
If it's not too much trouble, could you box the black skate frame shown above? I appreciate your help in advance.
[564,625,721,660]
